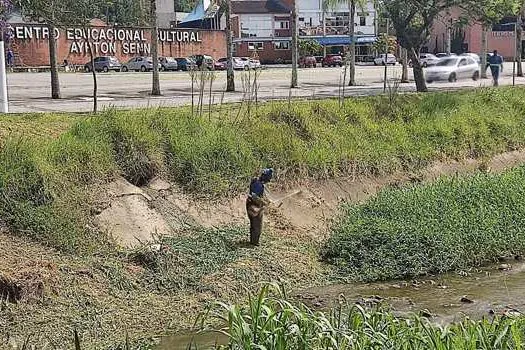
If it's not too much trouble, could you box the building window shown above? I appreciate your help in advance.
[274,41,290,50]
[360,16,366,26]
[299,17,305,22]
[248,42,264,50]
[279,21,289,29]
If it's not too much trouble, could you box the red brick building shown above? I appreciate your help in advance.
[10,22,226,67]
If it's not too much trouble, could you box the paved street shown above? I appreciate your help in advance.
[5,62,524,113]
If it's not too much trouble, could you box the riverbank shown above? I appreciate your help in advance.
[3,89,525,347]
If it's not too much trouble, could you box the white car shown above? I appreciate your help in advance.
[425,56,480,83]
[122,57,161,72]
[461,52,481,63]
[374,53,397,65]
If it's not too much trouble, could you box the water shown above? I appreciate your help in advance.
[300,260,525,324]
[158,261,525,348]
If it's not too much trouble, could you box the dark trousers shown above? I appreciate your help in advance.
[246,199,263,246]
[490,66,500,86]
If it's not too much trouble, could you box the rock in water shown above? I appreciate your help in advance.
[460,296,474,304]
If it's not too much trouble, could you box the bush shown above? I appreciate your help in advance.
[322,166,525,281]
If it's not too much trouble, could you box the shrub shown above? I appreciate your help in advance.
[323,166,525,281]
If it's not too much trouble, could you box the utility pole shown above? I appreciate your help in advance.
[514,22,517,86]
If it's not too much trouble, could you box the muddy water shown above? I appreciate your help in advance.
[158,261,525,348]
[301,261,525,324]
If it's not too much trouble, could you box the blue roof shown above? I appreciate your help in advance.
[311,36,377,46]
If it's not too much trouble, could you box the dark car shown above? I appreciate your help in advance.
[191,54,214,70]
[175,57,195,71]
[321,54,343,67]
[84,56,121,73]
[159,57,178,71]
[299,56,317,68]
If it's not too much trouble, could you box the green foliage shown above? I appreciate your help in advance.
[298,38,322,56]
[3,88,525,251]
[202,284,525,349]
[372,33,397,54]
[323,166,525,281]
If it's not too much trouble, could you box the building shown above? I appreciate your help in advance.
[429,9,522,59]
[297,0,377,60]
[156,0,177,27]
[231,0,292,63]
[9,21,226,67]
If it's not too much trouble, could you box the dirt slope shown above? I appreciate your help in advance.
[96,149,525,247]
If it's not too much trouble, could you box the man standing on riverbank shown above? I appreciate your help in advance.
[246,168,273,246]
[488,50,503,86]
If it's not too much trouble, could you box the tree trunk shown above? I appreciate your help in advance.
[151,0,161,96]
[481,26,488,79]
[408,48,427,92]
[445,21,451,55]
[291,5,298,88]
[225,0,235,91]
[401,47,409,83]
[348,0,356,86]
[88,42,97,113]
[48,24,61,99]
[517,13,523,77]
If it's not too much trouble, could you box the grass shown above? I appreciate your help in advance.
[3,88,525,252]
[198,284,525,350]
[322,165,525,282]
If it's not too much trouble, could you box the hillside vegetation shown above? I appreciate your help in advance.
[2,88,525,252]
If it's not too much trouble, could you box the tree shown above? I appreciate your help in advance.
[291,4,298,88]
[225,0,234,92]
[380,0,459,92]
[150,0,160,96]
[372,33,396,54]
[324,0,366,86]
[298,38,322,56]
[15,0,66,99]
[64,0,105,112]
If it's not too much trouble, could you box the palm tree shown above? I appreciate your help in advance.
[324,0,366,86]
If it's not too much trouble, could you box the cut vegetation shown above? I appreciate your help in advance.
[3,88,525,347]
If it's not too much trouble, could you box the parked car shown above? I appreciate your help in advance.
[175,57,195,71]
[418,53,440,67]
[425,56,480,83]
[84,56,121,72]
[159,57,178,71]
[460,52,481,63]
[215,58,228,70]
[321,54,343,67]
[299,56,317,68]
[374,53,397,66]
[121,57,160,72]
[191,54,214,70]
[435,52,457,58]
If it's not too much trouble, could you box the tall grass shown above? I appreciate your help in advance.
[323,165,525,282]
[199,284,525,350]
[3,88,525,251]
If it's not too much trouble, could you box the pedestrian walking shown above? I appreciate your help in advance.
[246,168,273,246]
[488,50,503,86]
[6,48,14,68]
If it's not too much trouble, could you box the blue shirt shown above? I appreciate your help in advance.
[488,54,503,66]
[249,178,264,197]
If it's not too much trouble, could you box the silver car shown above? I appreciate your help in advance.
[122,57,160,72]
[425,56,480,83]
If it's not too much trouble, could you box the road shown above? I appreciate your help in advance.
[5,62,524,113]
